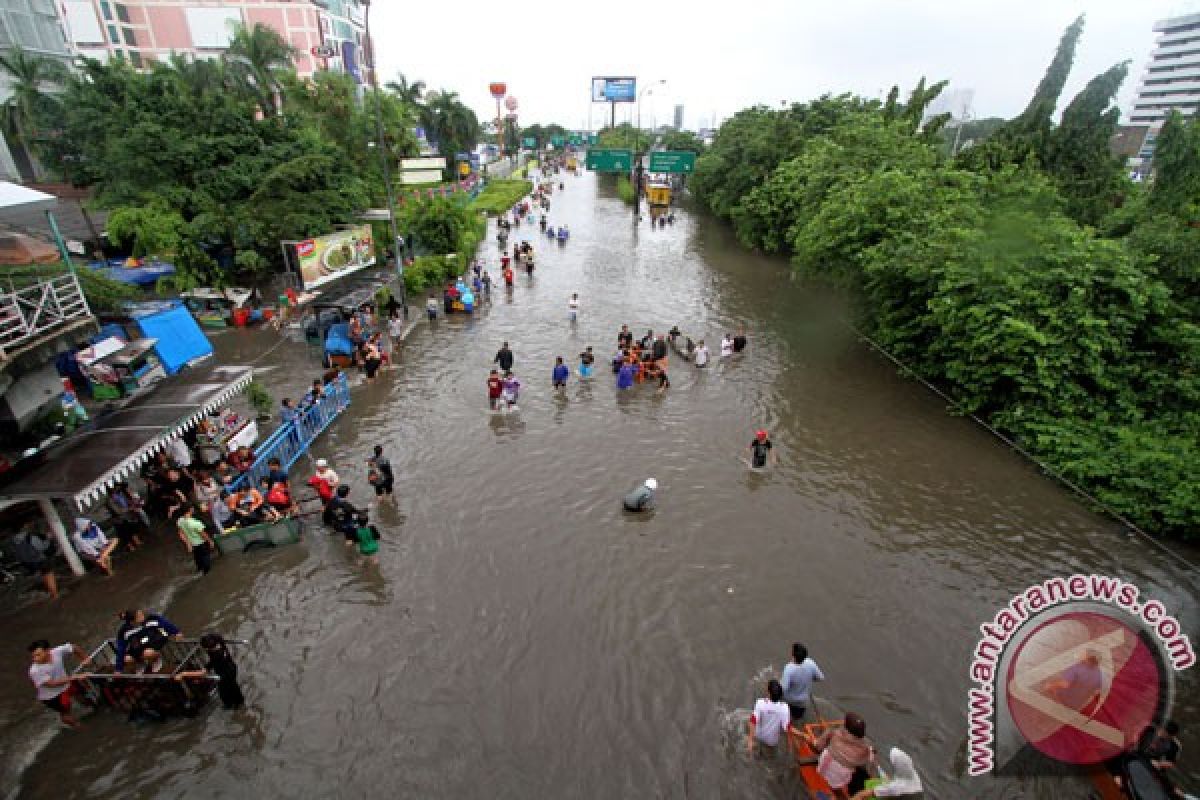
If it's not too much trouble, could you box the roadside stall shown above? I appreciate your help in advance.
[0,365,254,576]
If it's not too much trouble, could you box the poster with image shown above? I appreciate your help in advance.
[296,225,375,289]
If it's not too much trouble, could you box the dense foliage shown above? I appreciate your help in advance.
[470,179,533,215]
[21,29,480,289]
[691,18,1199,538]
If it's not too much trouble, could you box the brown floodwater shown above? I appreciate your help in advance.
[3,171,1197,799]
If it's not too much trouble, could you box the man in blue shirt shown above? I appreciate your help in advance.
[781,642,825,722]
[552,356,569,391]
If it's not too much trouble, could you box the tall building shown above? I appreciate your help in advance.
[672,104,683,130]
[1126,12,1200,171]
[0,0,76,179]
[60,0,367,79]
[1129,13,1200,126]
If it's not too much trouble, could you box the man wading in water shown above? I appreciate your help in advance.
[494,342,514,373]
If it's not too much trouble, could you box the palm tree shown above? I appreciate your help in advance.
[385,72,425,106]
[225,23,295,115]
[420,90,480,173]
[0,47,68,180]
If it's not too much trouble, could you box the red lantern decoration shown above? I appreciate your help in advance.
[489,82,507,99]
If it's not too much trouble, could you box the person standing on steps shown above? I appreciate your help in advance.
[494,342,514,373]
[733,327,748,353]
[694,339,710,368]
[721,334,734,358]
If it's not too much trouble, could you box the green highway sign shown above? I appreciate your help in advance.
[551,135,566,147]
[648,150,697,174]
[568,134,583,146]
[587,134,599,145]
[522,137,537,149]
[586,148,633,172]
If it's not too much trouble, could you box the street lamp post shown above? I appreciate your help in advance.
[362,0,405,315]
[634,80,665,217]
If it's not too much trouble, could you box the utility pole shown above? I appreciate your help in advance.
[362,0,405,315]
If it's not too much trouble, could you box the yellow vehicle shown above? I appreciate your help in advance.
[645,181,672,208]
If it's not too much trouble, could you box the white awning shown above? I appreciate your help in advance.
[0,182,57,213]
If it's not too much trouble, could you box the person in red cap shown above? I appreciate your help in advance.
[748,430,777,469]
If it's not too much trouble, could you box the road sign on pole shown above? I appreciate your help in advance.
[647,151,697,174]
[568,133,583,146]
[587,133,599,146]
[585,148,633,172]
[522,137,537,149]
[551,135,566,147]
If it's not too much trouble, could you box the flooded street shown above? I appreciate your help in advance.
[6,171,1198,799]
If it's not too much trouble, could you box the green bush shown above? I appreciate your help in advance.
[469,179,531,215]
[616,175,636,205]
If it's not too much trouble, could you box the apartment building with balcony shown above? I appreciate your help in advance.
[1125,12,1200,170]
[60,0,367,80]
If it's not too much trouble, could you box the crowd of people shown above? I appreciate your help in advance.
[27,607,246,728]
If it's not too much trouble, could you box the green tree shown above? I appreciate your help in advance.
[385,72,425,105]
[0,47,68,179]
[225,23,295,115]
[659,129,706,153]
[419,89,480,176]
[1041,61,1129,227]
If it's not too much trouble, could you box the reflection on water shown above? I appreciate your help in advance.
[4,172,1198,800]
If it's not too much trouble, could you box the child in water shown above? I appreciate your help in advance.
[578,346,595,378]
[502,371,521,409]
[354,513,380,565]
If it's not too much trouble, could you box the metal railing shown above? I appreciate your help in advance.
[0,272,92,359]
[230,372,352,492]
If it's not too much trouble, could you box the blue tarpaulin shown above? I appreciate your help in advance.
[130,302,212,374]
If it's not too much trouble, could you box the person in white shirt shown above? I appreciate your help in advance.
[313,459,339,489]
[850,747,922,799]
[748,679,792,754]
[28,640,91,727]
[694,340,710,368]
[568,293,580,322]
[720,334,734,357]
[72,517,116,575]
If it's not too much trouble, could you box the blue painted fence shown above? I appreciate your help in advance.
[230,373,351,491]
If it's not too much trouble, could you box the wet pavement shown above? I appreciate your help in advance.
[3,170,1198,799]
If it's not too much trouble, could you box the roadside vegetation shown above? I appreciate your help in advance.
[470,179,532,215]
[691,15,1200,539]
[6,26,481,292]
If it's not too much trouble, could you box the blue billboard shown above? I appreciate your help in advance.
[591,76,637,103]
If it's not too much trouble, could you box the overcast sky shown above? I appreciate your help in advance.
[372,0,1200,131]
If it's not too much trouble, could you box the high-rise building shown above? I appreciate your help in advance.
[1129,13,1200,126]
[673,104,683,130]
[0,0,76,179]
[1125,12,1200,170]
[60,0,366,80]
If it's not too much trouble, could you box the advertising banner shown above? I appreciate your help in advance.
[295,225,375,290]
[591,76,636,103]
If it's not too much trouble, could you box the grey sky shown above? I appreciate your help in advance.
[372,1,1198,131]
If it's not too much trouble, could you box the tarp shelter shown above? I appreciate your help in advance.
[117,301,213,375]
[0,364,252,574]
